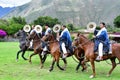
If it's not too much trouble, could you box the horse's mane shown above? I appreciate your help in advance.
[79,34,93,44]
[80,34,88,39]
[50,32,57,41]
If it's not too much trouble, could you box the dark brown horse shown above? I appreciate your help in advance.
[27,31,47,68]
[41,33,86,72]
[74,33,120,78]
[14,30,30,61]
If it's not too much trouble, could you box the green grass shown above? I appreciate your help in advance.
[0,42,120,80]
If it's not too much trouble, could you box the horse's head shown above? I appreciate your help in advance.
[14,30,27,40]
[72,33,81,47]
[41,33,55,42]
[14,30,22,37]
[72,33,89,47]
[28,30,41,41]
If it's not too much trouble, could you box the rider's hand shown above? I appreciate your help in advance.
[93,35,96,38]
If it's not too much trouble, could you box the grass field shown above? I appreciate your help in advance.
[0,42,120,80]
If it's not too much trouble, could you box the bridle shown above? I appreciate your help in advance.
[29,31,42,41]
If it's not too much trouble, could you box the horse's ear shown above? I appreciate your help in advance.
[77,32,80,37]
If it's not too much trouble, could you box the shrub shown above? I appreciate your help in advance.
[0,29,7,38]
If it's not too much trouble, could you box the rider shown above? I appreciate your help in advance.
[59,25,73,59]
[94,22,110,60]
[29,25,35,49]
[41,24,51,55]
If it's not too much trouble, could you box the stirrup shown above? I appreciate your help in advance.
[62,53,67,59]
[96,56,103,61]
[41,51,46,56]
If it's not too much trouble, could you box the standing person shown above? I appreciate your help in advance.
[59,25,73,59]
[94,22,110,60]
[41,24,51,55]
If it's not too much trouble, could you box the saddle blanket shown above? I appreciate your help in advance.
[95,43,112,55]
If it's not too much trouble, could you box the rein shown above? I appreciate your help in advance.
[47,40,58,44]
[77,37,93,49]
[33,39,41,43]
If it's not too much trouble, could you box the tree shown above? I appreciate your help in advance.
[114,15,120,28]
[67,23,74,31]
[9,16,26,25]
[0,17,26,35]
[33,16,61,27]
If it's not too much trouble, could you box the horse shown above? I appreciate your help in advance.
[72,37,86,72]
[27,30,47,68]
[74,33,120,78]
[14,30,31,61]
[41,33,86,72]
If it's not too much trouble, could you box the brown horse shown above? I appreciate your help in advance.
[41,33,86,72]
[27,31,47,68]
[74,33,120,78]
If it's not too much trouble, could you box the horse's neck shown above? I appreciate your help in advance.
[50,35,56,41]
[50,38,55,42]
[33,36,41,47]
[80,35,93,49]
[19,32,26,42]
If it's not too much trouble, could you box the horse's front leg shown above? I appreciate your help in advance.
[42,54,47,63]
[56,58,64,71]
[16,49,22,61]
[62,58,67,70]
[49,58,56,72]
[76,62,81,72]
[29,53,37,64]
[89,59,96,78]
[38,53,46,69]
[21,50,28,60]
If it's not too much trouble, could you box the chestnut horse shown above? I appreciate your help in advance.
[75,33,120,78]
[41,33,86,72]
[27,31,47,68]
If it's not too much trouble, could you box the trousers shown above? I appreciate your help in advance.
[61,42,67,54]
[98,43,103,57]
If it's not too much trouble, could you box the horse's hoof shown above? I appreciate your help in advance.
[29,61,32,64]
[48,70,51,72]
[89,75,95,78]
[76,70,78,73]
[106,74,110,77]
[25,59,28,60]
[40,66,43,69]
[16,59,18,62]
[49,68,53,72]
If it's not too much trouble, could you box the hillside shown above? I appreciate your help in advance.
[3,0,120,26]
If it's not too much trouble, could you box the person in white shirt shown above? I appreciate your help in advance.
[41,24,51,55]
[29,25,35,49]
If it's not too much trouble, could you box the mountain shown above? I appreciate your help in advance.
[2,0,120,26]
[0,6,15,18]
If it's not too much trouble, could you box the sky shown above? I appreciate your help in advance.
[0,0,32,8]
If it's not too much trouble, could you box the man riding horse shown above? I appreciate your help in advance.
[58,25,73,59]
[41,24,51,55]
[94,22,110,61]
